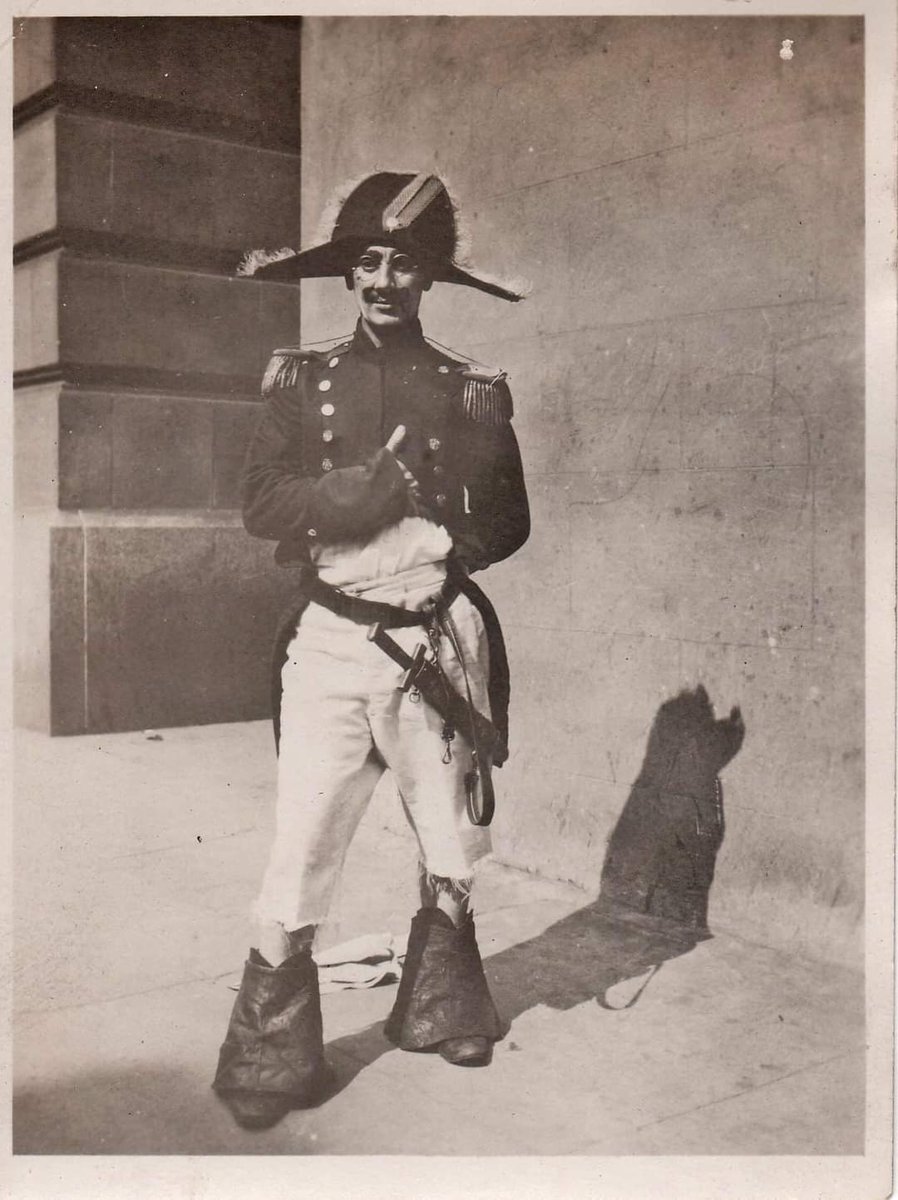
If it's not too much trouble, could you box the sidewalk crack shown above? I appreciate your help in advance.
[634,1046,864,1131]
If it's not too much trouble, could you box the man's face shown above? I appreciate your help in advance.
[349,244,432,332]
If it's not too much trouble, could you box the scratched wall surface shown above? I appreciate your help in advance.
[299,17,864,965]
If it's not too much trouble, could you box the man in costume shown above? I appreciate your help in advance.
[212,172,530,1130]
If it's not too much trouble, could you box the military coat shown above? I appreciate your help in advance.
[241,318,530,750]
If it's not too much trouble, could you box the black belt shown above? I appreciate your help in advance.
[299,568,460,629]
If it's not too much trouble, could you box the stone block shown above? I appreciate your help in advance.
[256,283,304,379]
[14,110,57,245]
[15,513,88,735]
[211,401,259,509]
[54,113,116,234]
[221,143,302,253]
[16,514,302,735]
[80,518,299,732]
[13,17,55,106]
[56,18,301,146]
[14,254,60,373]
[58,389,113,510]
[110,394,214,509]
[14,514,52,733]
[15,384,60,511]
[58,387,239,514]
[56,114,302,255]
[58,257,301,385]
[13,264,33,372]
[49,523,88,735]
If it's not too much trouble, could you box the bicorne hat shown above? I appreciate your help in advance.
[239,172,525,303]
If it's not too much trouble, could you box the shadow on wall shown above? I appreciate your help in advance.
[324,687,745,1093]
[599,684,745,934]
[485,686,746,1022]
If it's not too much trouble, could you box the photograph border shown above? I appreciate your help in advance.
[2,0,894,1196]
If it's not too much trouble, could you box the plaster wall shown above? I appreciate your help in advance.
[299,16,864,964]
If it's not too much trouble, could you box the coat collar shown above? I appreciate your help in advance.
[350,318,431,363]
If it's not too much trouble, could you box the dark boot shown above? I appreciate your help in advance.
[212,949,328,1129]
[384,908,502,1066]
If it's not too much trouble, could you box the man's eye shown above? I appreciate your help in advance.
[356,258,378,273]
[392,257,419,274]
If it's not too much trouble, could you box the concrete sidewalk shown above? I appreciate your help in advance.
[13,722,864,1156]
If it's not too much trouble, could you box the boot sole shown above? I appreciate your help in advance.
[439,1048,492,1067]
[214,1064,334,1129]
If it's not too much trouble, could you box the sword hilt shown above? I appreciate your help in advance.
[399,644,428,692]
[367,622,429,692]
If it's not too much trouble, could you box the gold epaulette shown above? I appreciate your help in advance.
[460,365,514,425]
[261,338,351,395]
[261,348,311,394]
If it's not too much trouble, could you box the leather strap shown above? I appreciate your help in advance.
[299,568,459,629]
[439,606,495,826]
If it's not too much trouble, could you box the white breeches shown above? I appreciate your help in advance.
[253,591,493,931]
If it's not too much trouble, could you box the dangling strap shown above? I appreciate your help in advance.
[438,607,495,827]
[600,963,662,1011]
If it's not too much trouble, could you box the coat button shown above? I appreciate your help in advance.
[328,357,340,368]
[307,528,317,538]
[318,379,332,392]
[320,402,335,416]
[322,429,334,443]
[435,493,447,506]
[428,437,441,452]
[433,464,444,476]
[437,365,450,374]
[321,458,333,471]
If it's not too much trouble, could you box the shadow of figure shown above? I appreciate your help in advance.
[325,686,745,1091]
[599,683,745,934]
[485,685,745,1021]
